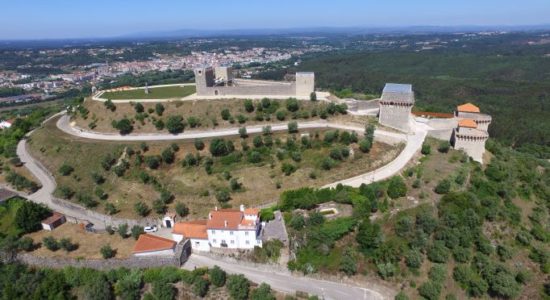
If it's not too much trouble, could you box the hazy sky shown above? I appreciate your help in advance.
[1,0,549,39]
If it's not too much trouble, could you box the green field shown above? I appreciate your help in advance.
[101,85,196,100]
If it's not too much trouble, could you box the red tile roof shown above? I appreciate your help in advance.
[173,220,208,239]
[458,119,478,128]
[133,234,176,253]
[207,209,243,230]
[41,212,65,225]
[457,103,480,113]
[244,208,259,215]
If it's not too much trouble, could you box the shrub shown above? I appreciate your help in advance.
[215,189,231,203]
[130,225,144,240]
[209,138,234,156]
[155,103,165,116]
[59,238,78,252]
[281,163,297,176]
[310,92,317,101]
[100,244,115,259]
[387,176,407,199]
[134,201,150,217]
[418,280,441,300]
[194,139,205,150]
[289,214,305,230]
[227,274,250,300]
[134,102,144,113]
[117,223,128,238]
[104,99,116,111]
[144,155,161,169]
[434,179,451,194]
[166,115,185,134]
[340,248,358,275]
[209,265,226,287]
[91,172,105,184]
[187,116,200,128]
[286,98,299,112]
[276,110,286,121]
[244,99,254,112]
[175,202,189,217]
[43,236,59,251]
[192,277,209,297]
[406,249,423,269]
[427,241,450,263]
[321,157,336,170]
[359,139,372,153]
[105,202,118,215]
[438,141,451,153]
[112,118,133,134]
[58,164,74,176]
[161,148,175,164]
[421,143,431,155]
[221,109,232,120]
[287,121,298,133]
[250,283,275,300]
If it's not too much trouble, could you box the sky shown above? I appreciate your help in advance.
[1,0,549,40]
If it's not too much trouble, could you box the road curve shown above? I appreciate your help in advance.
[185,254,392,300]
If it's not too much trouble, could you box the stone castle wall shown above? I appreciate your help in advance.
[196,83,297,97]
[451,132,487,163]
[379,103,412,132]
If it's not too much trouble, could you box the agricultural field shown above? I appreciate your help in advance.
[101,85,196,100]
[28,117,402,219]
[73,97,352,134]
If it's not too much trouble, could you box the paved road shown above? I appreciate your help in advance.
[184,254,391,300]
[56,114,405,143]
[324,120,430,188]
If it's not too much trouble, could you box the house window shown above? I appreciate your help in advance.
[245,231,249,236]
[211,230,215,234]
[213,239,216,243]
[230,231,233,235]
[246,240,250,245]
[231,240,235,244]
[195,241,200,246]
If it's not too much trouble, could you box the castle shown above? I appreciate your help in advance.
[375,84,491,163]
[194,66,314,98]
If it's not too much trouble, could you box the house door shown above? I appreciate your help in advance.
[165,219,172,228]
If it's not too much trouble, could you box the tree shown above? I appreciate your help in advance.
[153,199,167,215]
[289,214,305,230]
[155,103,165,116]
[281,163,297,176]
[133,102,144,113]
[250,283,276,300]
[105,202,118,215]
[112,118,133,134]
[91,172,105,184]
[287,121,298,133]
[130,225,144,240]
[145,155,161,169]
[357,219,382,254]
[117,223,129,238]
[244,99,255,112]
[114,270,142,300]
[394,291,409,300]
[15,201,51,233]
[59,238,77,252]
[418,281,442,300]
[387,176,407,199]
[286,98,299,112]
[175,202,189,217]
[209,138,234,156]
[43,236,59,251]
[58,164,74,176]
[82,274,113,300]
[262,125,272,135]
[166,115,185,134]
[276,110,286,121]
[209,265,226,287]
[239,127,248,138]
[215,189,231,203]
[100,244,115,259]
[187,116,200,128]
[134,201,150,217]
[340,249,358,275]
[427,241,449,263]
[227,274,250,300]
[104,99,116,111]
[310,92,317,101]
[406,249,423,269]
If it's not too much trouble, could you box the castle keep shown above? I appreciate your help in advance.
[450,103,492,163]
[378,83,415,132]
[194,66,314,98]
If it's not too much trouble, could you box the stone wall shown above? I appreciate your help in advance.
[379,104,412,132]
[451,132,487,163]
[11,240,191,270]
[346,99,380,111]
[196,82,297,97]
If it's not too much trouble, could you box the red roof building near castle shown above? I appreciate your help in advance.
[457,103,480,113]
[173,220,208,239]
[133,234,176,254]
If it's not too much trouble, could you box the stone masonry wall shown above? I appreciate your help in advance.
[379,104,412,132]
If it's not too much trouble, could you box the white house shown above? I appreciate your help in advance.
[172,220,210,252]
[0,120,12,130]
[132,234,177,257]
[172,205,262,252]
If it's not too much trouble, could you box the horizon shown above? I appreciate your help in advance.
[2,0,550,40]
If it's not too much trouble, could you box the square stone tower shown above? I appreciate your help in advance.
[378,83,415,132]
[295,72,315,97]
[214,66,234,84]
[194,67,215,96]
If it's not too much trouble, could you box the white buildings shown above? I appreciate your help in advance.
[172,205,262,252]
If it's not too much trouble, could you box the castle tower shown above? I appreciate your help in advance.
[451,118,489,163]
[144,82,149,94]
[378,83,415,132]
[194,67,215,96]
[214,66,234,85]
[455,103,492,131]
[295,72,315,97]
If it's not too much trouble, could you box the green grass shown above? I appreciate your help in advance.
[0,198,24,237]
[102,85,196,100]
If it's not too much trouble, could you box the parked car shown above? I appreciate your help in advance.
[144,225,158,233]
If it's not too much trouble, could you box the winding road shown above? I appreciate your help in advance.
[16,112,430,299]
